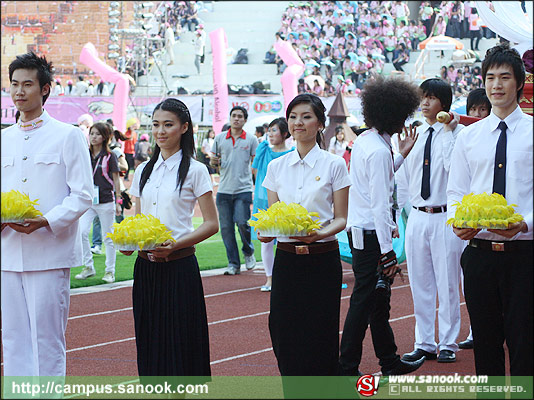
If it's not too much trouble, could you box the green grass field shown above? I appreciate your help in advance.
[70,217,263,289]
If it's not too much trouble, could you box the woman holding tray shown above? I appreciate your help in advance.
[123,98,218,377]
[258,93,351,375]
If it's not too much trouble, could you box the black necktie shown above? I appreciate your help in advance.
[421,127,433,200]
[492,121,507,196]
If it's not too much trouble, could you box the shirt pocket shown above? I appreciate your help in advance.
[34,153,61,165]
[508,151,532,183]
[1,156,14,168]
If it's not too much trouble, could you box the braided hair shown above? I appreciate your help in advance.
[139,98,194,194]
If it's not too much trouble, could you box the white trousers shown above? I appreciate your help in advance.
[405,209,463,352]
[261,241,274,277]
[80,202,116,273]
[1,269,70,376]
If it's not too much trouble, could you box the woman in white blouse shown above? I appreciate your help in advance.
[124,98,219,377]
[328,125,349,157]
[259,93,351,375]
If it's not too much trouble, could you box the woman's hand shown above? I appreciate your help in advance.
[257,232,275,243]
[453,226,481,240]
[149,239,178,258]
[289,230,324,244]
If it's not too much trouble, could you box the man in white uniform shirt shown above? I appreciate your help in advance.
[340,76,425,376]
[398,78,464,364]
[1,52,93,376]
[447,43,532,376]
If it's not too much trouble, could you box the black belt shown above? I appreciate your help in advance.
[138,246,195,262]
[364,229,377,235]
[413,205,447,214]
[277,240,338,255]
[468,239,533,253]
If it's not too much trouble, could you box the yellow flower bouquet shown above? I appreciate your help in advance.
[446,192,523,229]
[1,190,43,223]
[106,214,175,250]
[249,201,322,237]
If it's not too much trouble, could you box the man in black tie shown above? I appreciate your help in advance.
[447,43,533,376]
[396,78,465,364]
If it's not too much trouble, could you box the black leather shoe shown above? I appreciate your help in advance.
[382,357,425,376]
[402,348,437,362]
[458,339,474,349]
[437,350,456,363]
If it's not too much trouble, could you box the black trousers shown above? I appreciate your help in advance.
[269,247,342,376]
[339,232,400,375]
[461,242,533,376]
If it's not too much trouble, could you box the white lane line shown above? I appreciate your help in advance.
[210,348,274,365]
[68,307,132,320]
[209,311,269,325]
[67,337,135,353]
[205,286,262,298]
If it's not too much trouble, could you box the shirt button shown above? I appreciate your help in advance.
[498,163,503,168]
[24,135,29,140]
[298,186,302,190]
[22,178,27,182]
[153,202,156,205]
[23,156,28,160]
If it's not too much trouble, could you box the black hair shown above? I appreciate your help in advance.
[419,78,453,112]
[139,98,194,194]
[286,93,326,147]
[229,105,248,120]
[268,117,290,139]
[482,43,526,102]
[255,126,265,135]
[9,52,53,105]
[221,123,231,132]
[361,76,421,135]
[89,122,113,155]
[467,87,492,114]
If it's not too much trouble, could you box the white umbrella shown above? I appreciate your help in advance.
[304,74,325,90]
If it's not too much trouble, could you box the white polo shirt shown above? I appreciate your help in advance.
[130,150,212,241]
[262,144,351,243]
[447,106,533,241]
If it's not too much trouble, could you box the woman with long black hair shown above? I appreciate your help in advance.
[124,98,218,376]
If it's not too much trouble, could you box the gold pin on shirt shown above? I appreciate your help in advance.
[315,176,321,181]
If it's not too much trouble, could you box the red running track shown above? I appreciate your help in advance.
[61,261,484,377]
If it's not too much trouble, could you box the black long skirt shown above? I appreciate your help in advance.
[269,248,342,376]
[132,254,211,377]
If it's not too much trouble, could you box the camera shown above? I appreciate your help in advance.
[376,273,394,294]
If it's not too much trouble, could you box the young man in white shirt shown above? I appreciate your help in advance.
[398,78,464,364]
[340,76,425,376]
[1,52,93,376]
[211,106,259,275]
[447,43,532,376]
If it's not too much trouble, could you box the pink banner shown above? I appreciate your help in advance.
[79,42,130,132]
[209,28,229,135]
[274,40,305,112]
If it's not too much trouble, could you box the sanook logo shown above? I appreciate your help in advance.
[356,375,380,397]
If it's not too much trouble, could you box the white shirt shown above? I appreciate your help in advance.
[165,26,176,47]
[1,110,93,271]
[201,137,213,154]
[263,144,351,243]
[397,121,462,208]
[75,80,88,96]
[346,128,396,254]
[130,150,212,241]
[447,106,533,241]
[328,136,348,157]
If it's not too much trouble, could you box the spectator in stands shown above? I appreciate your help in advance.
[312,79,324,96]
[165,23,176,66]
[210,106,258,276]
[419,1,434,40]
[432,15,447,37]
[194,29,204,75]
[392,0,410,25]
[392,42,410,72]
[52,78,63,96]
[75,75,88,96]
[448,1,462,38]
[297,78,310,94]
[468,7,482,51]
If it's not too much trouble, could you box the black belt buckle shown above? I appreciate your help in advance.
[295,245,310,255]
[424,206,434,214]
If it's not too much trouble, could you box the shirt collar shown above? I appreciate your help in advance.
[17,109,50,131]
[225,129,247,140]
[288,143,321,167]
[154,149,182,172]
[488,105,523,134]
